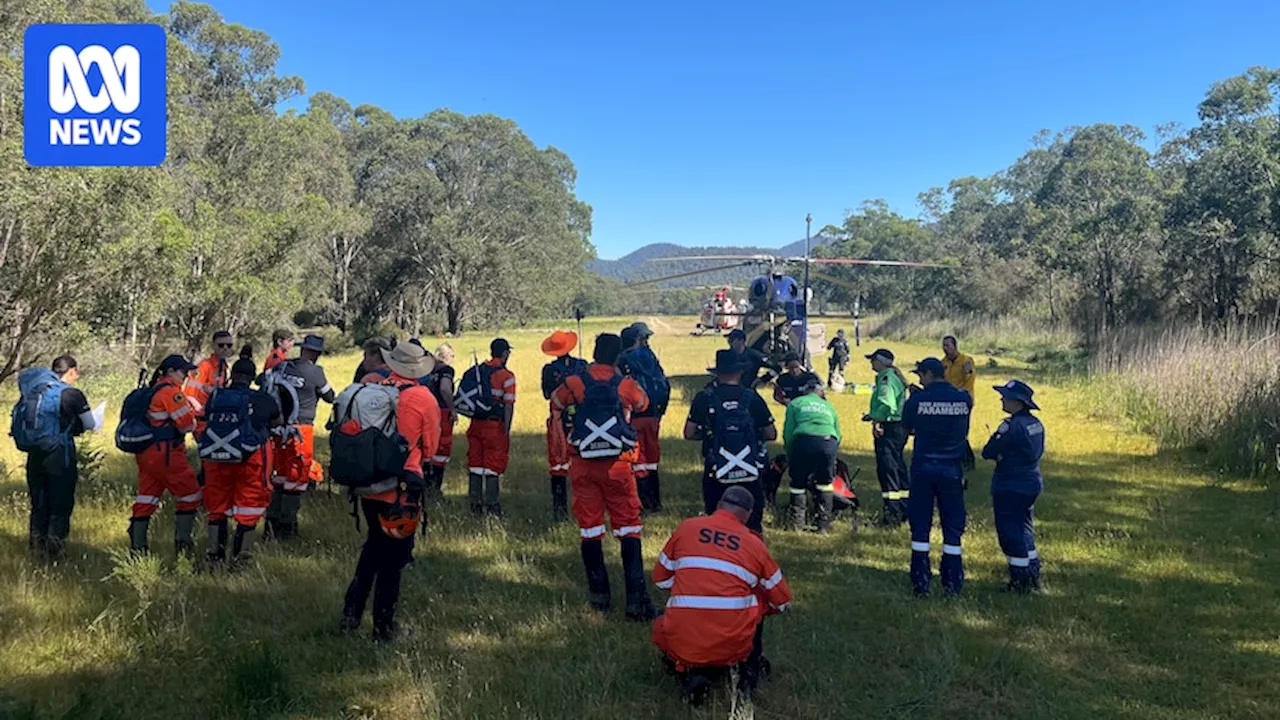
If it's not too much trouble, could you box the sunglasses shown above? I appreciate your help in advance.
[216,343,233,348]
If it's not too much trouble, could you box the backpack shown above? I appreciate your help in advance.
[454,362,500,420]
[115,385,177,454]
[329,383,408,491]
[706,385,762,484]
[259,366,300,426]
[542,356,587,400]
[10,368,70,453]
[568,373,637,459]
[623,348,671,414]
[198,387,270,463]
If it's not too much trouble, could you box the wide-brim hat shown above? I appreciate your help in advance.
[381,343,435,380]
[994,379,1039,410]
[541,330,578,357]
[300,334,325,352]
[708,349,746,375]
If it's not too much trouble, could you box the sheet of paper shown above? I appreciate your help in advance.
[91,401,106,432]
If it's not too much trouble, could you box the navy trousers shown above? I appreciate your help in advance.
[907,460,966,594]
[992,490,1040,584]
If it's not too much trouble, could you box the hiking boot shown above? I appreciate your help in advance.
[128,517,150,555]
[582,539,612,611]
[372,621,410,643]
[814,491,834,534]
[681,672,712,707]
[621,536,658,621]
[625,599,661,622]
[339,614,361,633]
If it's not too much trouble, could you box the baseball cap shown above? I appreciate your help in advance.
[720,485,756,513]
[865,348,894,364]
[911,357,946,376]
[491,338,513,357]
[727,329,747,342]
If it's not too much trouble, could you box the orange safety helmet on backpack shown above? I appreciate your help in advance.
[378,497,421,539]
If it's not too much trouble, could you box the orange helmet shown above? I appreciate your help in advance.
[378,499,421,539]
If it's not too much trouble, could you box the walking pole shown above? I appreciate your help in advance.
[574,307,585,358]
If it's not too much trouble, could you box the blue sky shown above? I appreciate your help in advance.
[148,1,1280,259]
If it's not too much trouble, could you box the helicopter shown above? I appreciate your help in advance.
[627,250,946,366]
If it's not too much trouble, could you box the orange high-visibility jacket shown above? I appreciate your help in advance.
[187,355,228,416]
[148,377,197,435]
[652,510,792,667]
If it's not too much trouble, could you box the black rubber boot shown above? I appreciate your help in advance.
[468,473,484,516]
[230,525,256,568]
[264,490,283,539]
[279,493,302,539]
[581,539,611,611]
[815,491,834,534]
[128,517,150,555]
[787,492,807,532]
[637,475,655,512]
[206,519,228,564]
[621,537,659,621]
[550,475,569,522]
[649,471,663,513]
[174,510,197,559]
[483,476,502,517]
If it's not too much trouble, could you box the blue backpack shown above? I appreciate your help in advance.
[198,387,269,463]
[10,368,70,453]
[115,385,177,454]
[568,373,637,459]
[454,362,501,420]
[623,348,671,415]
[706,385,763,484]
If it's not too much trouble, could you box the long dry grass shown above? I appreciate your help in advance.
[1093,322,1280,479]
[866,312,1078,360]
[1,316,1277,718]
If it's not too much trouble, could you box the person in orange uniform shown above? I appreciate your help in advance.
[128,355,204,556]
[552,333,659,621]
[188,330,235,436]
[266,334,335,538]
[651,486,792,706]
[466,338,516,516]
[341,342,440,642]
[202,358,282,567]
[541,330,586,521]
[265,328,294,371]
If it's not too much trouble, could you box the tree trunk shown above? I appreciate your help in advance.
[446,293,464,335]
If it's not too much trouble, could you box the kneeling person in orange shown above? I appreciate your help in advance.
[125,355,204,555]
[552,333,659,621]
[200,358,282,566]
[652,486,792,705]
[338,343,441,642]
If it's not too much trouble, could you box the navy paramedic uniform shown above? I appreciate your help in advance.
[902,380,973,595]
[983,407,1045,590]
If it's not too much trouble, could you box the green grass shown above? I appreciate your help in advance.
[1,316,1277,719]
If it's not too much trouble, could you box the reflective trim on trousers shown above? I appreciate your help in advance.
[911,541,930,552]
[469,467,500,477]
[613,525,643,538]
[580,525,607,539]
[943,544,963,556]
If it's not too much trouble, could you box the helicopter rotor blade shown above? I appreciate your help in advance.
[808,269,863,292]
[801,257,949,269]
[650,254,777,263]
[624,261,755,287]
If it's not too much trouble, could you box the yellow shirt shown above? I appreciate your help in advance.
[943,352,976,399]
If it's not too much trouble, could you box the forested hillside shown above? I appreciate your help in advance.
[0,0,594,380]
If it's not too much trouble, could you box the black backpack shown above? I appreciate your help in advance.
[454,362,500,420]
[568,373,637,460]
[706,385,763,483]
[115,385,176,454]
[623,348,671,415]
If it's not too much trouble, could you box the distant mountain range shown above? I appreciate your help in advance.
[589,237,832,288]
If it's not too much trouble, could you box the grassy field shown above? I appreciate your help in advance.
[1,316,1277,719]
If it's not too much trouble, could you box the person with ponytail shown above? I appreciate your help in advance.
[128,355,203,556]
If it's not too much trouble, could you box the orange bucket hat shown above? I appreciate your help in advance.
[541,330,578,357]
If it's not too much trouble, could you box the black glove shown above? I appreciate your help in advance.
[402,470,426,504]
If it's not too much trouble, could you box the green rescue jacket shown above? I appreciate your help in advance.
[868,368,905,422]
[784,393,842,453]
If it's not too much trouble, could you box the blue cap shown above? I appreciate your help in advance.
[727,329,747,342]
[911,357,946,377]
[994,379,1039,410]
[159,354,197,373]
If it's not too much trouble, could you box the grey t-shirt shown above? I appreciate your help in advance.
[276,359,335,424]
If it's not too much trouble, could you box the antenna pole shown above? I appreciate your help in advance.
[802,213,812,369]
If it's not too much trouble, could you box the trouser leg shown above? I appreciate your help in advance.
[907,472,935,596]
[343,501,385,624]
[936,466,967,594]
[551,475,569,520]
[26,453,51,555]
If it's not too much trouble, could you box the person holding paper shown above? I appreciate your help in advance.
[12,355,100,562]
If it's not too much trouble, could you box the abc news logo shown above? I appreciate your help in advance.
[24,24,166,167]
